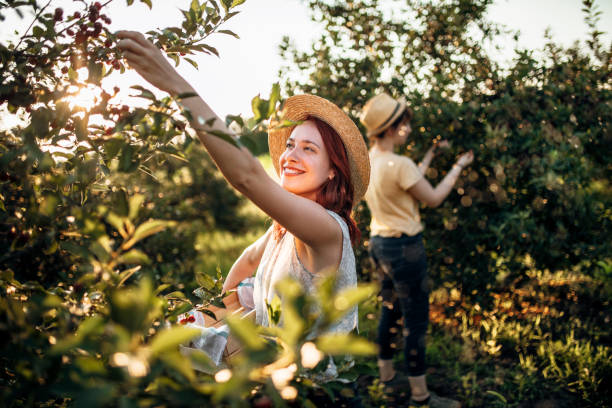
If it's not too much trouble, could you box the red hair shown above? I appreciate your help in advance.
[273,116,360,246]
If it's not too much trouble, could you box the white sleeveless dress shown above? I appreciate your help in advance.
[253,210,358,334]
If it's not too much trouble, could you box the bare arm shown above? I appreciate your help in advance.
[409,151,474,208]
[116,31,341,256]
[222,229,271,294]
[418,140,449,175]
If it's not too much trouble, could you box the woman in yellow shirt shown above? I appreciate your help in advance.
[361,93,473,407]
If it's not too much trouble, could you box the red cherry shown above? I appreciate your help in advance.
[54,8,63,21]
[94,2,102,11]
[113,86,120,94]
[112,60,121,70]
[104,39,112,47]
[73,11,81,19]
[61,67,68,74]
[253,396,273,408]
[66,28,74,36]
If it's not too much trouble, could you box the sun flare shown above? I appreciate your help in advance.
[64,84,101,111]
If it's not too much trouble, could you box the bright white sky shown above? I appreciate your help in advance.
[2,0,611,119]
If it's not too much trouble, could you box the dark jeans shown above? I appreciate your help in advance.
[369,233,429,376]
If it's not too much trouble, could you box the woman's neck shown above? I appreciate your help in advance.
[372,135,396,152]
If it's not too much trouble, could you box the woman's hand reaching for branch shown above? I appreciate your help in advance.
[116,30,192,96]
[456,150,474,169]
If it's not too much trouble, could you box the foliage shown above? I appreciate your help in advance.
[424,267,612,407]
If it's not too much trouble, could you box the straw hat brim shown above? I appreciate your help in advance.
[365,98,407,138]
[268,94,370,205]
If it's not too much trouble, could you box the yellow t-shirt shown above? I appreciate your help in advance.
[364,148,424,237]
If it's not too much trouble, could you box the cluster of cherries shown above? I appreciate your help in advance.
[56,3,114,52]
[179,314,196,325]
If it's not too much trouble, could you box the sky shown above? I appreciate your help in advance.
[2,0,611,119]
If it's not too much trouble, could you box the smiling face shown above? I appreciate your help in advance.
[279,120,334,200]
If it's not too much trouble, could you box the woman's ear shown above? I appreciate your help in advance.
[328,170,335,180]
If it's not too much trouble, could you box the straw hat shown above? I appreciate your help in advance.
[268,94,370,204]
[359,93,407,138]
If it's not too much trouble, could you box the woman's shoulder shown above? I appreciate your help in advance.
[324,210,349,233]
[325,209,351,246]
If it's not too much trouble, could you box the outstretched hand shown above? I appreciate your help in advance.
[116,30,190,96]
[456,150,474,168]
[434,139,450,150]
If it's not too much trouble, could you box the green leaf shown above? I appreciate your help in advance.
[106,212,127,237]
[217,29,239,39]
[220,0,232,12]
[130,85,157,101]
[266,295,282,326]
[226,314,267,350]
[112,189,130,217]
[87,61,103,85]
[32,25,44,37]
[51,316,105,354]
[190,0,200,13]
[104,138,124,161]
[316,334,377,356]
[207,129,240,148]
[39,194,58,217]
[75,356,107,375]
[225,114,244,128]
[165,291,187,300]
[268,83,281,117]
[159,350,195,381]
[332,283,379,313]
[184,57,198,69]
[231,0,246,7]
[195,272,216,290]
[116,249,150,265]
[128,193,145,220]
[251,94,263,121]
[150,326,201,356]
[139,0,152,8]
[117,144,138,173]
[176,91,199,100]
[74,115,89,141]
[486,390,508,403]
[123,219,176,250]
[201,43,219,57]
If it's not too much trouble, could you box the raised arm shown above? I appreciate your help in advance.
[409,150,474,208]
[116,31,340,253]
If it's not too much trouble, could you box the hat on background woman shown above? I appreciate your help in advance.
[268,94,370,204]
[359,93,409,138]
